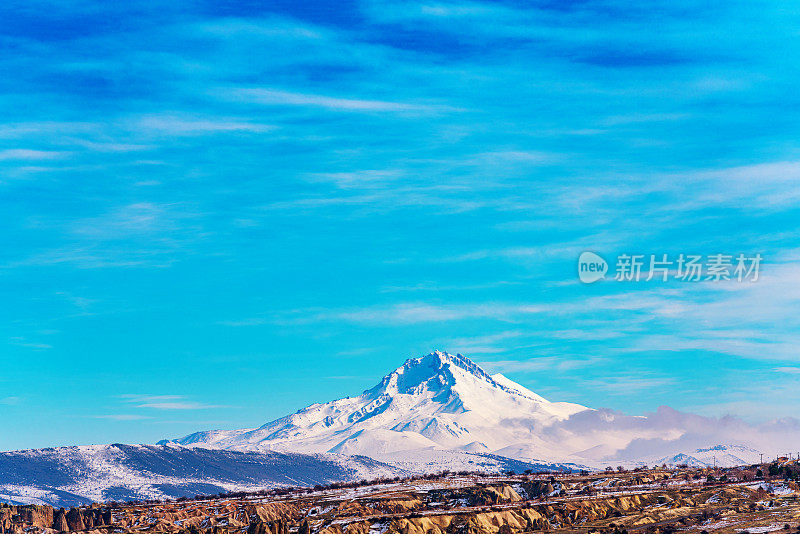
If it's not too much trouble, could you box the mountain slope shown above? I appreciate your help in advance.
[166,352,589,463]
[0,444,402,507]
[4,352,788,508]
[165,352,794,470]
[0,443,587,507]
[654,445,763,468]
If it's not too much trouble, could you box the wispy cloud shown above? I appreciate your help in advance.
[134,115,275,135]
[1,0,800,448]
[136,401,217,410]
[7,202,204,269]
[69,202,183,239]
[444,331,524,355]
[480,357,596,374]
[225,88,453,113]
[91,414,152,421]
[583,375,677,394]
[289,302,549,325]
[0,149,68,161]
[9,337,52,350]
[379,280,521,293]
[118,395,223,410]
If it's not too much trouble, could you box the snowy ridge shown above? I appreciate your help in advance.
[654,445,763,468]
[166,351,796,471]
[373,352,546,402]
[5,351,792,507]
[165,351,590,465]
[0,444,403,507]
[0,443,581,507]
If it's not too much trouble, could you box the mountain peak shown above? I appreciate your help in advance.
[374,351,496,397]
[375,351,550,405]
[167,350,590,459]
[408,351,490,377]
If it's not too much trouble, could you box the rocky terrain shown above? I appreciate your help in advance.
[3,462,800,534]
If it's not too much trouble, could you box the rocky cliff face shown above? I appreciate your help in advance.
[0,503,112,534]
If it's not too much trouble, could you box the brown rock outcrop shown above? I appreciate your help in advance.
[53,509,69,532]
[66,508,85,531]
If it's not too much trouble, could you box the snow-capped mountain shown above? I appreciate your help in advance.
[5,351,795,507]
[0,352,596,507]
[164,351,681,468]
[654,445,763,468]
[165,351,798,471]
[165,351,590,465]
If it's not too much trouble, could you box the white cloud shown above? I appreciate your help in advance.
[480,357,595,373]
[135,115,275,135]
[0,149,68,161]
[302,302,548,325]
[227,88,453,112]
[91,414,151,421]
[444,331,524,355]
[136,401,217,410]
[118,394,222,410]
[9,337,52,350]
[775,367,800,374]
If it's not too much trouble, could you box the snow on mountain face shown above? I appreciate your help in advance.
[165,351,794,470]
[3,352,786,508]
[654,445,763,468]
[0,442,586,507]
[167,351,590,464]
[0,444,402,507]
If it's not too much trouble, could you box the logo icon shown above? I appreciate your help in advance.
[578,251,607,283]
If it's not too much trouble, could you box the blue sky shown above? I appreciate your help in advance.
[1,0,800,451]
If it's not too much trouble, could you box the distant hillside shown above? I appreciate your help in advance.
[0,444,401,507]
